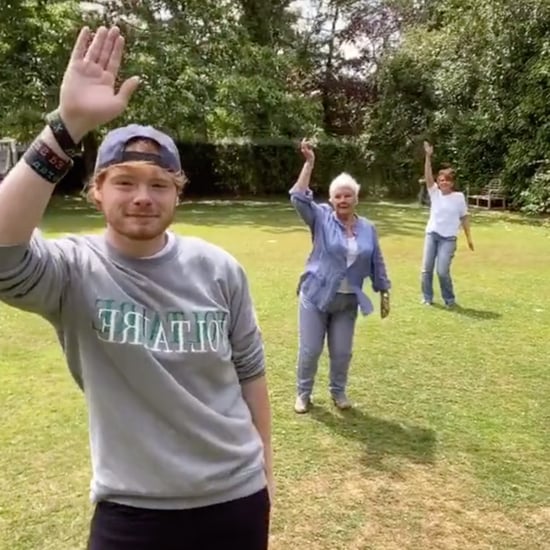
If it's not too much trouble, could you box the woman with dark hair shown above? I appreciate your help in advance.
[421,141,474,307]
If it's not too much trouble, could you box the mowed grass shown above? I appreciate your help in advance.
[0,196,549,550]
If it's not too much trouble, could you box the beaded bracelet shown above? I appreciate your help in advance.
[23,137,73,185]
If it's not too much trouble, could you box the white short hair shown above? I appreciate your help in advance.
[328,172,361,198]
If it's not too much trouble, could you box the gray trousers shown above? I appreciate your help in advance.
[296,292,358,399]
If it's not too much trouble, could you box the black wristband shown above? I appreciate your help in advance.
[23,137,73,185]
[45,109,82,157]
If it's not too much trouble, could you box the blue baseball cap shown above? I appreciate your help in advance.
[95,124,181,173]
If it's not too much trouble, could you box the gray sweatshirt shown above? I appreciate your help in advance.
[0,230,267,509]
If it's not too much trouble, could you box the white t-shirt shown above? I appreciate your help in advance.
[338,236,358,293]
[426,187,468,237]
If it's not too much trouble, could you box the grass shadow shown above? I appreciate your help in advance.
[433,303,502,320]
[309,404,437,472]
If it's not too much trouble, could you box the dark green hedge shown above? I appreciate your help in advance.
[51,139,385,198]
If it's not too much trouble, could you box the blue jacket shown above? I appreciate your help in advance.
[290,189,391,315]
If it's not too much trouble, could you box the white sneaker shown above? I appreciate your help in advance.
[332,395,352,410]
[294,395,312,414]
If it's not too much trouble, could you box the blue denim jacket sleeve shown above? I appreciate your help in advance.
[370,226,391,292]
[289,189,326,230]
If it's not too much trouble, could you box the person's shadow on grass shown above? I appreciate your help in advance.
[309,404,437,472]
[433,303,502,320]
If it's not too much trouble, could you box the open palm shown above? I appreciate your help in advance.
[59,26,140,137]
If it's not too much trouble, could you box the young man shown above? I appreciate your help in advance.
[0,26,273,549]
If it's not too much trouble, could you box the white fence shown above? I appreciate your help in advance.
[0,138,17,178]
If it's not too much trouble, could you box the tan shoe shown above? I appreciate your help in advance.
[294,395,312,414]
[332,395,352,410]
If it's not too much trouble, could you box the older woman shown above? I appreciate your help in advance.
[289,139,391,414]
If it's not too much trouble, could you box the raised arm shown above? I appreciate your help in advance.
[0,232,75,321]
[423,141,436,190]
[0,26,139,246]
[289,138,324,229]
[0,129,72,245]
[289,138,315,195]
[0,26,139,318]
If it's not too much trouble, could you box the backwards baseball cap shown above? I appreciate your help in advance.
[94,124,182,174]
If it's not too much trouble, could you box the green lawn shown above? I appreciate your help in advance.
[0,197,549,549]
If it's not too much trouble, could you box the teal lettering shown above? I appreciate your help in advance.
[93,299,230,354]
[92,299,116,333]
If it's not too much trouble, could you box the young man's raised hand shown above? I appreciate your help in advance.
[59,26,140,142]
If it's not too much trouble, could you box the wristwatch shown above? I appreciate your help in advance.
[45,109,82,157]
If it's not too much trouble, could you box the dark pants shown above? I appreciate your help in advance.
[87,488,271,550]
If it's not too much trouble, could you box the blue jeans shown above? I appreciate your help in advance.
[421,232,457,305]
[296,292,358,400]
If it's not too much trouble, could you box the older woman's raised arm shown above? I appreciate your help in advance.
[289,138,324,229]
